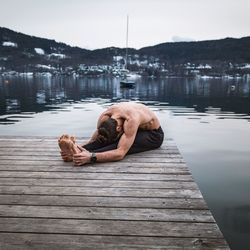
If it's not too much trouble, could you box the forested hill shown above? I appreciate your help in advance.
[139,37,250,63]
[1,26,250,71]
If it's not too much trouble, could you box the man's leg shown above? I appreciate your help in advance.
[82,139,119,153]
[82,127,164,155]
[127,127,164,154]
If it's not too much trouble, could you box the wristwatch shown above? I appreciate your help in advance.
[90,152,97,163]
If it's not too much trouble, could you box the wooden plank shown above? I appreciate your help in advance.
[0,146,178,150]
[0,161,186,168]
[0,136,62,140]
[0,141,177,146]
[0,149,180,155]
[0,136,174,141]
[0,144,176,150]
[0,138,58,142]
[0,142,59,147]
[0,233,230,250]
[0,195,208,209]
[0,137,174,144]
[0,178,198,189]
[0,186,202,198]
[0,145,178,150]
[0,156,185,163]
[0,172,193,181]
[0,205,214,222]
[0,153,182,159]
[0,142,173,146]
[0,218,223,238]
[0,140,163,146]
[0,160,186,167]
[0,136,229,249]
[0,163,189,172]
[0,145,179,153]
[0,166,189,174]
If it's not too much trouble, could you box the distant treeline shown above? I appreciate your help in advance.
[139,37,250,63]
[0,26,250,71]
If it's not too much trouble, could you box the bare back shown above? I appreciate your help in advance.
[100,102,160,130]
[86,102,163,159]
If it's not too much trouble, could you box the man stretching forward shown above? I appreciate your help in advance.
[59,102,164,166]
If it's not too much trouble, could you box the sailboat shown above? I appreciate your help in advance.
[120,15,136,88]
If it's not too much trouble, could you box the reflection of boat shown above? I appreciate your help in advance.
[120,15,135,88]
[230,84,236,91]
[120,79,135,88]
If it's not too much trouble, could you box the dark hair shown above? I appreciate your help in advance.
[97,118,119,143]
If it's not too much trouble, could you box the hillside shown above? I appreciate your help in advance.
[139,37,250,63]
[1,27,250,74]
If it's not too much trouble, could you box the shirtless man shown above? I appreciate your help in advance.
[59,102,164,166]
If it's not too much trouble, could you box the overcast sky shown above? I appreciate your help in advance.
[0,0,249,50]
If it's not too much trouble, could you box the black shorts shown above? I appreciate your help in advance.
[83,127,164,155]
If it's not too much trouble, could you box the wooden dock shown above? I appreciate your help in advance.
[0,136,229,249]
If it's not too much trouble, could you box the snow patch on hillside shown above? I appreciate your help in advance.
[2,41,18,47]
[36,64,56,70]
[239,64,250,69]
[34,48,45,55]
[48,53,66,59]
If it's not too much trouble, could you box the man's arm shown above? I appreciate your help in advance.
[82,129,98,146]
[82,112,111,145]
[73,118,139,165]
[95,117,139,161]
[95,132,137,161]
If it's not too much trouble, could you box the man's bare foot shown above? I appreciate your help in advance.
[58,134,81,162]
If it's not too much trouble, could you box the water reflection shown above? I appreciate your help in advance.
[223,206,250,233]
[0,75,250,124]
[1,75,250,249]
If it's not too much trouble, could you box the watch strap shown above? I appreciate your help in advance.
[90,152,97,163]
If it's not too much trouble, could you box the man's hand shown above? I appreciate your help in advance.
[60,151,73,162]
[73,149,92,166]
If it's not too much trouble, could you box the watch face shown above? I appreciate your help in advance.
[91,153,97,163]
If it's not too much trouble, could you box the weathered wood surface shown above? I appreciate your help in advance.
[0,136,229,249]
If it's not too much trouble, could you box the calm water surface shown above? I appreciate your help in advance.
[0,75,250,249]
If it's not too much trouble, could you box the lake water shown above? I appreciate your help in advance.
[1,75,250,249]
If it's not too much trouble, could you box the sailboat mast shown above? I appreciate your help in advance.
[125,15,129,70]
[120,15,135,87]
